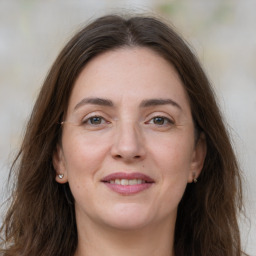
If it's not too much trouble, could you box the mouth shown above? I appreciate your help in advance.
[101,172,155,195]
[107,178,148,185]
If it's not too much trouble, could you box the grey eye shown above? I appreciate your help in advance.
[152,117,166,125]
[88,116,104,125]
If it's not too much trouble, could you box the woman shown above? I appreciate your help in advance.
[0,14,246,256]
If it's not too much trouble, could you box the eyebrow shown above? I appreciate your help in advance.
[74,97,114,110]
[74,97,182,111]
[139,98,182,110]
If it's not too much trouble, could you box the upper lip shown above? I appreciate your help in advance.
[101,172,155,183]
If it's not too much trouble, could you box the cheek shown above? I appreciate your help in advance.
[148,133,194,203]
[61,135,109,207]
[62,133,110,180]
[153,144,191,217]
[150,132,194,173]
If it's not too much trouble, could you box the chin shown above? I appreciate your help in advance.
[100,203,156,230]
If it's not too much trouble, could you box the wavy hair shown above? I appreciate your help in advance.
[0,14,246,256]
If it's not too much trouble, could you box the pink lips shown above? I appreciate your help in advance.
[101,172,155,195]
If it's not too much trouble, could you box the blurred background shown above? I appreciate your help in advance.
[0,0,255,254]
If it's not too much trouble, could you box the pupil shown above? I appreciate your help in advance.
[154,117,164,125]
[91,117,101,124]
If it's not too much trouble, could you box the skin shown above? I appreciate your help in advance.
[53,47,206,256]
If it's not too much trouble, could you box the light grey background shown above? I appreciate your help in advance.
[0,0,255,254]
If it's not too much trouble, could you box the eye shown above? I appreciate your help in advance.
[82,115,109,126]
[147,116,174,126]
[88,116,104,125]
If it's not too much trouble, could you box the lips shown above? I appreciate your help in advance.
[101,172,155,195]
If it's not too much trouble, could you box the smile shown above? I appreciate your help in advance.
[109,179,146,185]
[101,172,154,195]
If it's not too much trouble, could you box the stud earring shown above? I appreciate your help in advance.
[58,174,64,179]
[193,173,197,183]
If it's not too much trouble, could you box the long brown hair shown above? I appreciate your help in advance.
[0,14,246,256]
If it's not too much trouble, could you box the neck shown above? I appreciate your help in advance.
[74,216,175,256]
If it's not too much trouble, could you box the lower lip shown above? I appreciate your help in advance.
[104,183,153,195]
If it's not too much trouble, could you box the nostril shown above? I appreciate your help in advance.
[114,154,141,160]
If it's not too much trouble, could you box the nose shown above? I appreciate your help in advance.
[111,121,146,162]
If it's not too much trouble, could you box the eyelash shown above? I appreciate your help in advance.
[81,115,174,128]
[82,115,109,126]
[146,116,174,126]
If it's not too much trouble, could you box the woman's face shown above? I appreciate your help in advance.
[53,47,206,231]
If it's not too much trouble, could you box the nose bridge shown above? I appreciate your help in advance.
[111,118,145,160]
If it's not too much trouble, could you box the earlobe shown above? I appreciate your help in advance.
[52,144,68,184]
[188,133,207,183]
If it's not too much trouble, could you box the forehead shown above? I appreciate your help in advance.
[67,47,191,113]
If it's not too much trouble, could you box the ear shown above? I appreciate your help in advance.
[188,133,207,183]
[52,144,68,184]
